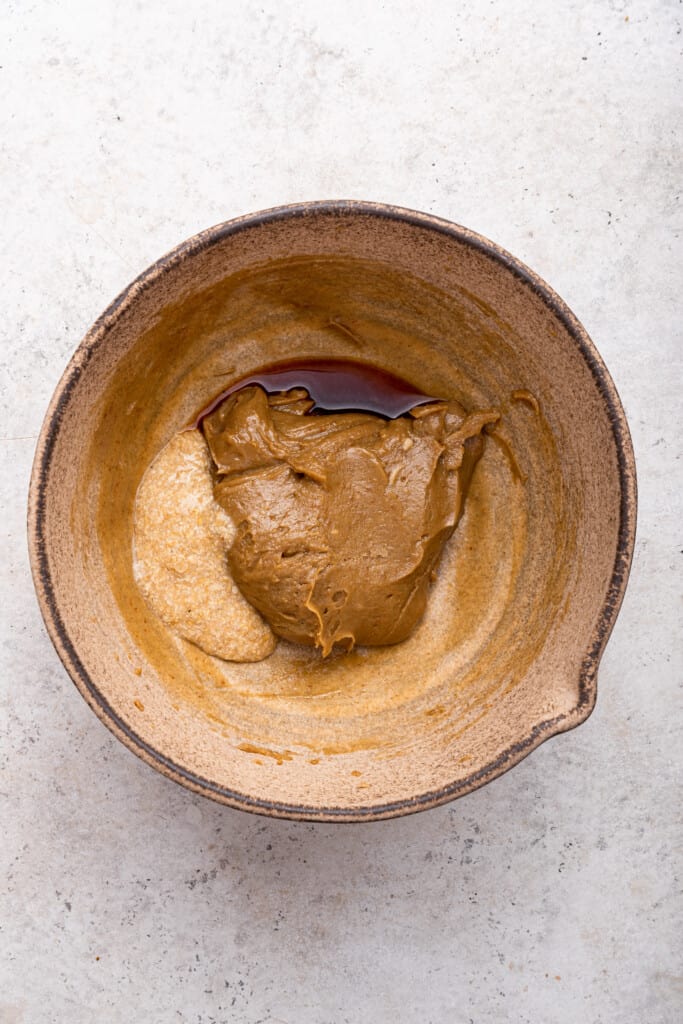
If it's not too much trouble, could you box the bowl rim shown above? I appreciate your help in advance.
[27,200,637,822]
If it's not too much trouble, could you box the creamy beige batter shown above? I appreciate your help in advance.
[133,428,276,662]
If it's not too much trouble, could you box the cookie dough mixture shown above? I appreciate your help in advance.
[134,384,498,662]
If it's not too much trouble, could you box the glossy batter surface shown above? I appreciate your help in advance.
[203,385,498,655]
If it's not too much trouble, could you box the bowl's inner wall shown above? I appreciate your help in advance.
[43,214,621,810]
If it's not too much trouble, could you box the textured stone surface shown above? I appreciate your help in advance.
[1,2,680,1022]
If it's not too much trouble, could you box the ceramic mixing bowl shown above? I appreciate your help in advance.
[28,201,636,821]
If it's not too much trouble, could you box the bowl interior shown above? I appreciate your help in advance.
[31,206,632,819]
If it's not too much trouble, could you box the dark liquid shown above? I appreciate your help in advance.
[192,359,437,425]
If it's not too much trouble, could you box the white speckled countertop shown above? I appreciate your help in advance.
[1,2,681,1022]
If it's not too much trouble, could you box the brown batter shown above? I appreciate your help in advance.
[202,384,499,656]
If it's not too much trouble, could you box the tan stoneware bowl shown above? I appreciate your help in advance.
[28,201,636,821]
